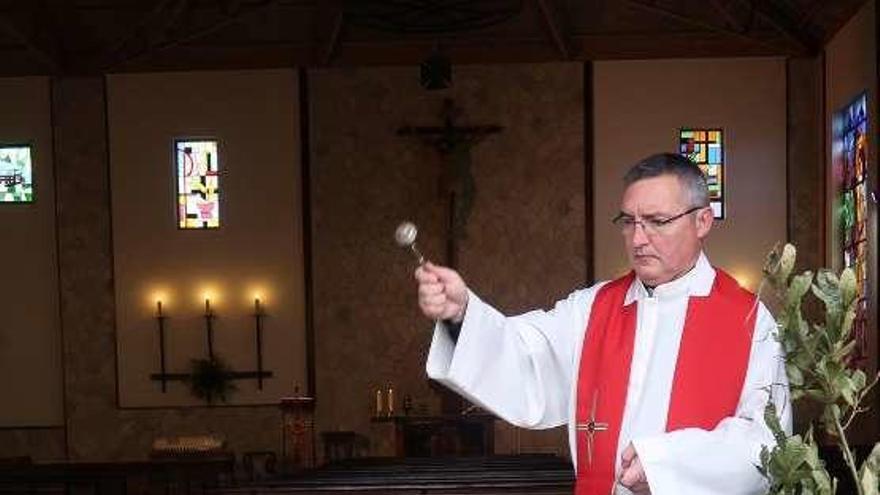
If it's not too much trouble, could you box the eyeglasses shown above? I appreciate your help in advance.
[612,206,705,235]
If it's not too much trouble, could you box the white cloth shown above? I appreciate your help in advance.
[426,252,791,495]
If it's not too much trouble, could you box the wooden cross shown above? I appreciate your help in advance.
[397,98,502,269]
[576,392,608,466]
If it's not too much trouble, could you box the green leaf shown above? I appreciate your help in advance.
[860,467,878,495]
[864,442,880,473]
[812,269,841,314]
[763,243,784,284]
[852,369,867,392]
[814,468,834,495]
[839,268,858,309]
[788,364,805,388]
[840,300,857,342]
[788,272,814,308]
[765,402,787,446]
[779,243,797,282]
[839,378,856,406]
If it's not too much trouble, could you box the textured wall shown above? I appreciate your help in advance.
[787,57,824,274]
[310,63,585,457]
[106,70,306,408]
[594,58,788,289]
[0,77,63,428]
[0,429,66,460]
[53,77,282,461]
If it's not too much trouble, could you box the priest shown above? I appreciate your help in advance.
[415,153,791,495]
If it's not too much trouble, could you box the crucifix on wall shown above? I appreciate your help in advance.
[397,98,502,269]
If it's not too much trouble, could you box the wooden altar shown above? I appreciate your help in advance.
[371,414,495,457]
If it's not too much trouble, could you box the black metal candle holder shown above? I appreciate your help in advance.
[155,301,168,392]
[204,299,215,359]
[254,298,265,390]
[150,298,273,393]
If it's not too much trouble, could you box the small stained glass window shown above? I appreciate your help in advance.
[176,139,220,229]
[0,145,33,203]
[679,129,724,219]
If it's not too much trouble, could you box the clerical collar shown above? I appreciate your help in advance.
[624,252,715,305]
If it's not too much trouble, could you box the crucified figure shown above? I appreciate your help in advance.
[398,98,502,268]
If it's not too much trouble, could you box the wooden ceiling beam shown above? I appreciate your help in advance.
[321,9,345,66]
[101,29,794,73]
[0,9,61,73]
[708,0,746,32]
[109,0,283,71]
[747,0,818,53]
[622,0,806,55]
[96,0,187,70]
[534,0,571,59]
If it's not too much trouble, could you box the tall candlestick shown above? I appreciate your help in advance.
[254,297,265,390]
[204,297,215,359]
[387,386,394,417]
[155,300,167,392]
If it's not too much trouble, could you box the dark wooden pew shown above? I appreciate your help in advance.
[0,456,234,495]
[211,455,573,495]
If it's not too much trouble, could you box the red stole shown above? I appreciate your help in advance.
[574,269,755,495]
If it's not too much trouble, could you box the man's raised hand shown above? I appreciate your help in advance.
[415,262,469,323]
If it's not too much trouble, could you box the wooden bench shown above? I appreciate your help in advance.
[0,456,234,495]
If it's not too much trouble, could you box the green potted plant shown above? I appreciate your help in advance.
[759,243,880,494]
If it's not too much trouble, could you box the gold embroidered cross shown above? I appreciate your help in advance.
[576,392,608,466]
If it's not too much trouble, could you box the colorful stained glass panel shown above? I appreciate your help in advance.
[835,93,868,363]
[176,140,220,229]
[679,128,724,219]
[0,145,33,203]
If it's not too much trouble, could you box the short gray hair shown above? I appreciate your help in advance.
[623,153,709,208]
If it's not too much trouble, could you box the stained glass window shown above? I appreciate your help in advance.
[0,145,33,203]
[176,139,220,229]
[835,93,869,363]
[679,129,724,219]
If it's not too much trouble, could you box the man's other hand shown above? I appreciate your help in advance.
[619,443,651,494]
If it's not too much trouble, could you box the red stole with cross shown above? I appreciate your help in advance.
[574,269,755,495]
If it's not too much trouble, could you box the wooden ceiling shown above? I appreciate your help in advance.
[0,0,869,76]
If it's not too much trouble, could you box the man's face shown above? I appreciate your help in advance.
[619,174,713,286]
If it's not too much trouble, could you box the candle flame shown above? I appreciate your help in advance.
[200,286,219,305]
[248,285,270,306]
[148,289,170,311]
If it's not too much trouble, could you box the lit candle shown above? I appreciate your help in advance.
[205,298,211,315]
[375,389,383,416]
[387,386,394,416]
[255,297,262,315]
[156,300,163,317]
